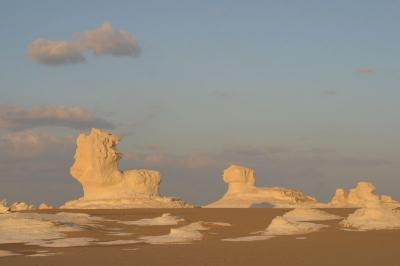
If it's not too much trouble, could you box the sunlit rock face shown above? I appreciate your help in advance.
[9,202,35,212]
[62,128,192,208]
[70,128,161,199]
[38,203,53,210]
[341,205,400,230]
[329,182,399,208]
[0,200,9,214]
[205,165,317,208]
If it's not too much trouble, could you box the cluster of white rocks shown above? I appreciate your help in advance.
[329,181,399,208]
[0,200,53,214]
[1,128,400,232]
[205,164,400,209]
[223,208,338,242]
[1,127,400,259]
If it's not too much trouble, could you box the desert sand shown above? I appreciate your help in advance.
[1,208,400,266]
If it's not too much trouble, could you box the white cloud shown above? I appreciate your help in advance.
[27,39,84,65]
[0,131,74,158]
[80,22,140,57]
[181,154,215,169]
[0,105,114,131]
[143,153,167,164]
[27,22,140,65]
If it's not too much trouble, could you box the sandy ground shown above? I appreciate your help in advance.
[1,208,400,266]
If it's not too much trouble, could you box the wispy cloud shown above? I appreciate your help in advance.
[27,22,140,66]
[27,40,85,65]
[224,145,270,157]
[80,22,140,57]
[0,131,74,158]
[180,154,216,169]
[0,105,115,131]
[354,67,376,75]
[0,130,79,205]
[143,153,167,165]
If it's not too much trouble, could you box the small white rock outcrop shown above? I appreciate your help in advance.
[38,203,53,210]
[341,204,400,231]
[282,208,342,222]
[9,202,35,212]
[62,128,192,209]
[0,200,10,214]
[206,165,317,208]
[265,215,327,235]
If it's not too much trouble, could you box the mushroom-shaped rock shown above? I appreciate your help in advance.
[62,128,192,209]
[205,165,317,208]
[223,165,256,194]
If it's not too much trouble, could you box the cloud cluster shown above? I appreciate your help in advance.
[0,105,115,131]
[0,131,74,159]
[27,39,85,65]
[0,130,80,206]
[27,22,140,65]
[80,22,139,57]
[180,154,216,169]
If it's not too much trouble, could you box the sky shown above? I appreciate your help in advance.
[0,1,399,206]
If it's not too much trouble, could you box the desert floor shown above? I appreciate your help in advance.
[1,208,399,266]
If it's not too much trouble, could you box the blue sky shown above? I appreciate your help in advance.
[0,1,399,206]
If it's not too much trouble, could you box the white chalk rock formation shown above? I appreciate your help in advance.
[206,165,317,208]
[223,215,327,242]
[341,205,400,231]
[118,213,184,226]
[9,202,35,212]
[0,212,103,247]
[62,128,192,209]
[139,222,210,244]
[282,208,342,222]
[38,203,53,210]
[266,216,327,235]
[329,182,399,208]
[0,200,10,214]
